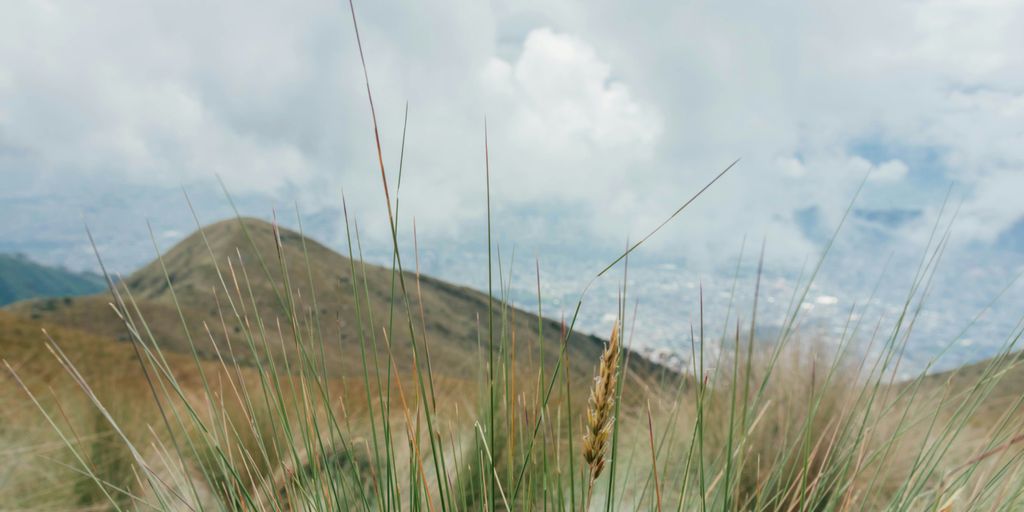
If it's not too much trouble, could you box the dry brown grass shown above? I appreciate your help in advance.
[5,218,1024,510]
[582,321,621,509]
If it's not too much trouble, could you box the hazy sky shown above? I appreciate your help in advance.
[2,0,1023,271]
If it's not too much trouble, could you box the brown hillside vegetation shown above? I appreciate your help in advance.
[0,306,477,509]
[8,217,670,399]
[0,218,680,509]
[3,217,1024,510]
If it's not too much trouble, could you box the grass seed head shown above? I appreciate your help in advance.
[583,320,621,479]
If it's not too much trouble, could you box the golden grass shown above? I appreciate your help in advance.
[3,218,1024,510]
[582,320,621,510]
[583,321,621,480]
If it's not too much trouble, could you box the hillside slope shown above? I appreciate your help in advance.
[6,217,671,401]
[4,219,1024,510]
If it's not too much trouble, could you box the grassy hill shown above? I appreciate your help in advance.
[4,216,1024,511]
[1,217,679,509]
[0,306,481,509]
[0,253,105,306]
[7,217,668,391]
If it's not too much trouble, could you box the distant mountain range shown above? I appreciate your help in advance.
[0,253,106,306]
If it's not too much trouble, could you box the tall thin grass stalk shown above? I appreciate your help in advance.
[583,321,621,511]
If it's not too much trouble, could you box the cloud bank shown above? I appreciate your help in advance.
[1,0,1023,271]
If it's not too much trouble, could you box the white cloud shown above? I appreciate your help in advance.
[1,0,1023,270]
[778,156,807,178]
[478,28,662,209]
[0,1,340,193]
[484,28,660,153]
[871,160,910,182]
[955,169,1024,243]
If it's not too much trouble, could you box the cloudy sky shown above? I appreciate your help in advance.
[2,1,1023,365]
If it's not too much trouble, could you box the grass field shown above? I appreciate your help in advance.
[2,201,1024,511]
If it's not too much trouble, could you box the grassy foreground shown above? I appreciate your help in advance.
[2,198,1024,512]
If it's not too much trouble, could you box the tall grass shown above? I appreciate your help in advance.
[6,190,1024,511]
[5,4,1024,511]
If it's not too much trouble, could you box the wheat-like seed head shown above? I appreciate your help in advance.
[583,320,621,479]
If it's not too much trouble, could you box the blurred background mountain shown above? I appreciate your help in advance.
[0,253,105,306]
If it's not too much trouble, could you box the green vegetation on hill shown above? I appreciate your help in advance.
[0,253,106,306]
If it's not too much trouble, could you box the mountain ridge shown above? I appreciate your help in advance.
[0,253,106,306]
[5,217,673,400]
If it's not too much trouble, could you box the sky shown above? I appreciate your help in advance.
[2,0,1023,369]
